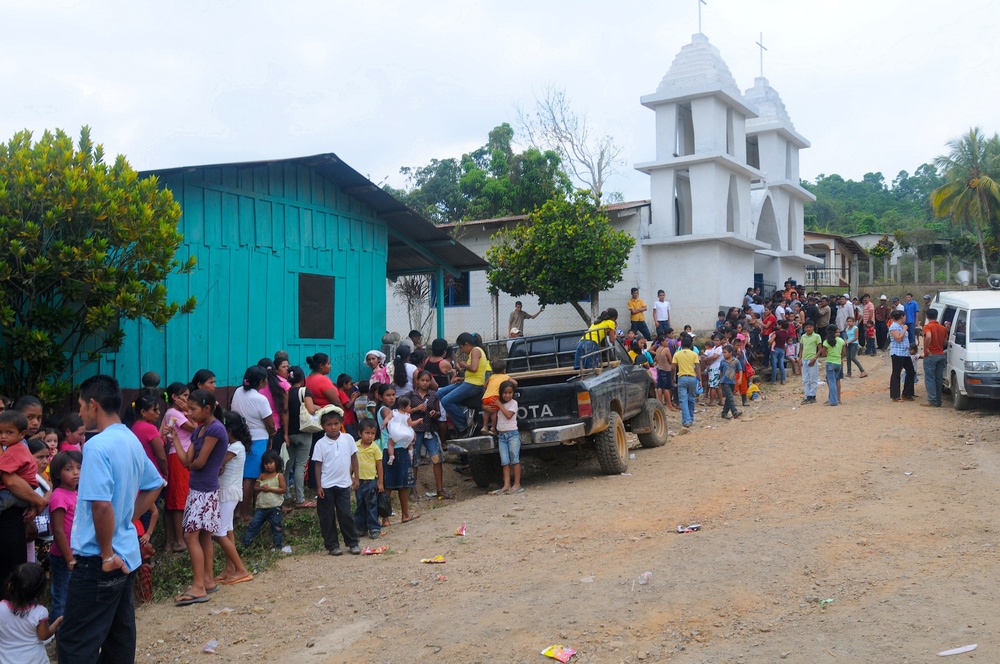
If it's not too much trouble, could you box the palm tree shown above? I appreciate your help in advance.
[931,128,1000,273]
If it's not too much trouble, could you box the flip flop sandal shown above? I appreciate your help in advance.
[175,593,209,607]
[206,585,220,594]
[294,501,316,508]
[401,514,421,523]
[222,574,254,585]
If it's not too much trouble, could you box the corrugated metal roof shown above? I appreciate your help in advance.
[141,153,487,277]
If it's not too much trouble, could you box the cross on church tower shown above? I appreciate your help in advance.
[755,32,767,78]
[697,0,706,34]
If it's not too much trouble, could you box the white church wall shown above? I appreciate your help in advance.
[654,103,678,159]
[648,169,677,238]
[691,96,728,153]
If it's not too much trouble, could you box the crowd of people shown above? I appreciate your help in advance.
[0,282,953,661]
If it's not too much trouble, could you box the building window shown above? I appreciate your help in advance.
[430,272,471,307]
[299,273,334,339]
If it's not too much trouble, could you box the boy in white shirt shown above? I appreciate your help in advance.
[311,408,360,556]
[652,290,671,337]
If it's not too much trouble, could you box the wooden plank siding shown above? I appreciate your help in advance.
[110,163,388,389]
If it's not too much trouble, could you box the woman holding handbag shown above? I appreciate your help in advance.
[285,366,320,508]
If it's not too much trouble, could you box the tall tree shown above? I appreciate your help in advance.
[931,127,1000,272]
[485,190,635,325]
[0,127,196,401]
[517,86,624,200]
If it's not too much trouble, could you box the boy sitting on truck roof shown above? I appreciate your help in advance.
[482,360,518,435]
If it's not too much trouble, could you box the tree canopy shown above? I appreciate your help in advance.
[385,123,571,224]
[485,191,635,324]
[0,127,196,401]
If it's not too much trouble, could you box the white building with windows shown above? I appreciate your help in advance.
[386,31,821,339]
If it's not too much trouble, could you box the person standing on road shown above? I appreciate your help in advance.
[799,321,822,405]
[818,325,846,406]
[922,308,948,407]
[652,290,671,337]
[874,295,891,350]
[903,293,920,345]
[627,288,651,340]
[672,335,700,428]
[58,374,164,664]
[888,310,915,402]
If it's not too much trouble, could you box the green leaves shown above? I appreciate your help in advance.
[0,127,195,399]
[485,190,635,322]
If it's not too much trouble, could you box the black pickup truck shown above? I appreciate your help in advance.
[455,330,670,488]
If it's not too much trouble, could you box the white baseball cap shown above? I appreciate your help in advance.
[879,294,887,300]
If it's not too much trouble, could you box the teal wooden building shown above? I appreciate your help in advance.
[95,154,485,389]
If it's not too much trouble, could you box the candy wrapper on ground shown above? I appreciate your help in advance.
[455,524,466,536]
[362,546,388,555]
[541,644,576,662]
[420,555,446,564]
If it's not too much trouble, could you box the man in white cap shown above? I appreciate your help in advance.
[508,301,543,338]
[874,295,891,350]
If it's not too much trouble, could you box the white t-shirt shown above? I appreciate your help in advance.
[218,442,246,503]
[774,305,786,320]
[0,601,50,664]
[652,300,671,323]
[706,346,724,370]
[311,433,358,489]
[497,398,518,432]
[230,388,273,441]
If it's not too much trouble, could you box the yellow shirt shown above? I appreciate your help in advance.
[484,373,511,400]
[746,384,761,398]
[357,442,383,481]
[627,298,646,322]
[581,319,616,344]
[672,348,699,377]
[463,348,492,386]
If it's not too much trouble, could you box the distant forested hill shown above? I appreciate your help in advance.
[802,164,947,236]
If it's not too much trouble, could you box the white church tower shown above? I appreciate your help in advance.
[635,33,770,325]
[744,75,820,290]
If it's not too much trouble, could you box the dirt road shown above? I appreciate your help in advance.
[135,352,999,662]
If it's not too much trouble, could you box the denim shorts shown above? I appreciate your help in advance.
[497,430,521,466]
[413,431,443,465]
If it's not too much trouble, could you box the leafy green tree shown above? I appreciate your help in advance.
[0,127,196,402]
[485,190,635,324]
[389,123,571,225]
[931,127,1000,272]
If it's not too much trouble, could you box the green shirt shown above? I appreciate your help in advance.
[823,337,846,365]
[800,332,822,360]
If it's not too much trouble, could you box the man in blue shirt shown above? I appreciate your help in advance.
[903,293,920,344]
[58,374,164,664]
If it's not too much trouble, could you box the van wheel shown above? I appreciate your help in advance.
[593,412,628,474]
[637,399,669,448]
[468,453,501,488]
[951,372,970,410]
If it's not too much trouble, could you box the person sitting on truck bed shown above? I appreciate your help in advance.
[482,360,518,435]
[573,309,619,370]
[438,333,492,435]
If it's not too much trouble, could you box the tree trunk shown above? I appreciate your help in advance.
[590,291,601,324]
[976,222,989,275]
[571,301,593,326]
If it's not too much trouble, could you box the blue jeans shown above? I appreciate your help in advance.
[354,479,380,536]
[656,321,670,337]
[241,507,283,548]
[631,321,651,340]
[677,375,698,426]
[924,354,947,406]
[438,381,484,430]
[50,553,72,621]
[770,348,786,383]
[826,363,843,405]
[906,321,916,345]
[57,557,136,664]
[497,430,521,466]
[574,339,600,369]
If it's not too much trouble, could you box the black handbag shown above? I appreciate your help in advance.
[377,492,392,519]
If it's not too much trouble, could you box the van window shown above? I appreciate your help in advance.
[954,309,968,346]
[969,308,1000,342]
[941,306,957,328]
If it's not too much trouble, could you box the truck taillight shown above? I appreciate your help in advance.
[577,393,592,418]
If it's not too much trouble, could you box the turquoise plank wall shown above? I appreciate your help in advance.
[110,163,388,389]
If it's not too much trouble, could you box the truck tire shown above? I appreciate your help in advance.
[593,412,628,474]
[469,453,501,488]
[637,398,669,448]
[951,372,970,411]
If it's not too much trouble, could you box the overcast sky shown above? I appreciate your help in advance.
[2,0,997,203]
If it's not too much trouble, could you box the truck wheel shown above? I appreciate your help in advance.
[468,453,501,488]
[951,372,970,411]
[637,398,669,448]
[593,412,628,474]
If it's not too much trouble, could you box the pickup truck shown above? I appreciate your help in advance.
[454,330,670,488]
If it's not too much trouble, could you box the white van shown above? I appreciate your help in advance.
[933,290,1000,410]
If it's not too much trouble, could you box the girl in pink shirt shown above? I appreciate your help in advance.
[47,450,81,621]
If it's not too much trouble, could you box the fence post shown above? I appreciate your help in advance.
[974,263,979,285]
[883,258,888,284]
[930,257,935,284]
[913,254,919,283]
[869,256,874,285]
[946,255,951,284]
